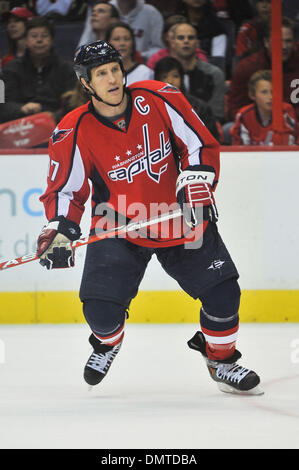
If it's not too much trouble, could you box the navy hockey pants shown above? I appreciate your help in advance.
[80,223,240,343]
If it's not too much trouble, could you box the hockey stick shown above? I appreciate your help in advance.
[0,209,183,271]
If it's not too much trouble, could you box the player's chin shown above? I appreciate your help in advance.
[107,90,123,104]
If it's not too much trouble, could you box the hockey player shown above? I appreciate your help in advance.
[36,40,263,395]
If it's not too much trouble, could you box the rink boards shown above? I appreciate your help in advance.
[1,147,299,323]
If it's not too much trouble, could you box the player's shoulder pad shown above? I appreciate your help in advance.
[129,80,181,95]
[129,80,187,108]
[50,102,90,146]
[128,80,181,93]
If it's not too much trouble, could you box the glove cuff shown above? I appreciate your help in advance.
[49,216,82,241]
[176,166,215,196]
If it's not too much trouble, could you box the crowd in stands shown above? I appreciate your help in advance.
[0,0,299,148]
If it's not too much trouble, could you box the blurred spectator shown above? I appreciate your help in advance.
[78,1,119,46]
[109,0,164,61]
[61,81,89,114]
[1,7,34,68]
[0,2,36,20]
[211,0,255,30]
[231,69,298,145]
[282,0,299,41]
[209,1,255,79]
[147,13,208,70]
[79,0,164,61]
[2,16,77,123]
[64,0,89,22]
[227,17,299,122]
[175,0,227,71]
[154,56,220,141]
[106,21,154,85]
[234,0,270,62]
[170,22,225,122]
[35,0,72,19]
[146,1,180,18]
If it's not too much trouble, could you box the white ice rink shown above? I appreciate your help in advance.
[0,322,298,449]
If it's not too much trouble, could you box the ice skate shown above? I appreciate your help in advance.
[84,333,122,387]
[188,331,264,395]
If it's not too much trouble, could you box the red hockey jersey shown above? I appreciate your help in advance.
[231,102,298,146]
[40,80,220,248]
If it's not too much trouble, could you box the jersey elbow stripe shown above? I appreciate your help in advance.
[165,102,203,166]
[54,110,89,217]
[57,144,86,217]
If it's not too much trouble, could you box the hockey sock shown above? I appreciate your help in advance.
[199,278,240,361]
[206,340,236,361]
[83,299,126,346]
[200,307,239,361]
[92,329,124,347]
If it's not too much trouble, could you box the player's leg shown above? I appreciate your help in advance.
[79,237,152,386]
[188,278,263,394]
[199,277,241,362]
[82,299,127,386]
[156,223,262,394]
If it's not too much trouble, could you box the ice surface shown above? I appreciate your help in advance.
[0,323,298,449]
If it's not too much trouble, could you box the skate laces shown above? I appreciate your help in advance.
[87,345,120,374]
[215,362,250,384]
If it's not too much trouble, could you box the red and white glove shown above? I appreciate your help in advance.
[36,216,81,270]
[176,165,218,227]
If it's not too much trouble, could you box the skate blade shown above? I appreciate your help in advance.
[217,383,264,396]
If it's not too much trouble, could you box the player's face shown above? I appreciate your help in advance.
[172,24,198,59]
[26,26,52,58]
[89,61,124,105]
[161,69,182,90]
[253,80,272,114]
[108,27,134,61]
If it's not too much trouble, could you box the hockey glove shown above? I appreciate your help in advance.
[36,216,82,270]
[176,165,218,228]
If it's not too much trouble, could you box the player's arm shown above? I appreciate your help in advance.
[37,125,90,269]
[162,89,220,227]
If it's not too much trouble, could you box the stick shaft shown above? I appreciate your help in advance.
[0,209,182,271]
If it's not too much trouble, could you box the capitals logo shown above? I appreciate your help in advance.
[108,123,170,184]
[51,127,73,144]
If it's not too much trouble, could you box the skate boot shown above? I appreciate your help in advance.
[188,331,264,395]
[84,333,123,386]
